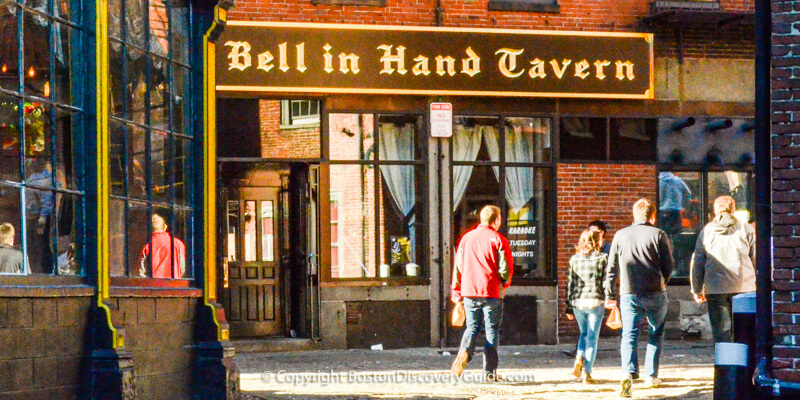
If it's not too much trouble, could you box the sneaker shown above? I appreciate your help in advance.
[645,376,662,388]
[451,350,469,378]
[582,372,596,384]
[619,375,633,398]
[572,355,584,378]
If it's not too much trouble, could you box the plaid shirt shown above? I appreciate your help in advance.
[566,251,608,314]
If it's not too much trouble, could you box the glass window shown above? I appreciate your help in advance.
[281,100,320,127]
[610,118,656,161]
[107,0,196,279]
[453,116,555,280]
[559,117,606,161]
[0,0,86,276]
[659,170,753,279]
[328,113,424,279]
[658,171,701,278]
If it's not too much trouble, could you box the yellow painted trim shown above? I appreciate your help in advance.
[96,0,119,348]
[216,85,654,99]
[204,6,226,342]
[226,20,654,39]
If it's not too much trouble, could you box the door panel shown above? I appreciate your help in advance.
[222,186,282,338]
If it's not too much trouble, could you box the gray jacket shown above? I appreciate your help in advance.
[0,244,23,274]
[690,213,756,295]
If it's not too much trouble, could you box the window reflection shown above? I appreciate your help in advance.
[244,201,256,262]
[261,201,274,262]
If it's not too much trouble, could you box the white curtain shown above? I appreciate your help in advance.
[504,123,537,212]
[483,123,537,213]
[452,124,483,211]
[379,123,416,260]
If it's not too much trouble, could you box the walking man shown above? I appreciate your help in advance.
[450,205,513,381]
[605,198,674,397]
[690,196,756,343]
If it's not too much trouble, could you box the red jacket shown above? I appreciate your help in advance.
[451,224,514,299]
[140,231,186,279]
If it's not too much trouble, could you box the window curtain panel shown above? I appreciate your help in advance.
[452,124,483,211]
[484,124,536,212]
[378,123,416,261]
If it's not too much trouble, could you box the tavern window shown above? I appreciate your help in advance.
[327,113,425,280]
[452,116,555,280]
[0,0,87,276]
[107,0,197,279]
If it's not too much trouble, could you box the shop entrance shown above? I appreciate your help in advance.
[218,162,320,339]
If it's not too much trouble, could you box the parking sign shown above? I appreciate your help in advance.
[430,103,453,138]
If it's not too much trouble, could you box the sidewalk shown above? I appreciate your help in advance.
[237,338,715,399]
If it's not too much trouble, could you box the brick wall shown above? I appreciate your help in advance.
[259,100,321,159]
[0,296,91,398]
[771,0,800,382]
[228,0,754,59]
[111,297,198,399]
[556,163,657,336]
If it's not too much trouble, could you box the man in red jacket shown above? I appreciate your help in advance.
[450,205,513,381]
[139,213,186,279]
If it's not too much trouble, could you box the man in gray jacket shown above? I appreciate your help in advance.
[605,198,674,397]
[690,196,756,343]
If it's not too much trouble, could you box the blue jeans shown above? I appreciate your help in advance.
[574,304,606,374]
[620,292,669,379]
[459,297,503,373]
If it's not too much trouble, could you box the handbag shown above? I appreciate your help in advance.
[606,306,622,330]
[451,301,465,327]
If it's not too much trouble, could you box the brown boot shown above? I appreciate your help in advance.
[572,355,584,378]
[451,350,469,378]
[583,372,596,384]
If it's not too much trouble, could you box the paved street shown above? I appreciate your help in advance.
[237,338,714,399]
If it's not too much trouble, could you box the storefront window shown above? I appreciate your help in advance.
[108,0,195,279]
[453,116,554,280]
[560,117,656,162]
[658,170,753,279]
[0,0,86,276]
[328,114,424,279]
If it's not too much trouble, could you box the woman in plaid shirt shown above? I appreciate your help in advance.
[566,229,608,384]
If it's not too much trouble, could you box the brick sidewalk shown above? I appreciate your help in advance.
[237,338,714,399]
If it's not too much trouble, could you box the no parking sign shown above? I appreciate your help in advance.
[430,103,452,138]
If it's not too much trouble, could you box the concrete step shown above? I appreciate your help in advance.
[233,337,324,353]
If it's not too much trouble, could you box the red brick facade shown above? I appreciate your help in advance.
[771,0,800,382]
[259,100,321,159]
[556,163,657,336]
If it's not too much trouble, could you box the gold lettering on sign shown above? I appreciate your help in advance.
[339,53,360,74]
[615,61,635,80]
[436,55,456,76]
[225,41,251,71]
[257,51,274,73]
[296,43,307,73]
[574,59,590,79]
[323,44,334,73]
[495,48,525,78]
[412,55,431,76]
[278,42,289,72]
[461,47,480,77]
[594,60,611,80]
[377,45,407,75]
[528,58,546,79]
[550,59,571,79]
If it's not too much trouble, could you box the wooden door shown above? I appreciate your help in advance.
[222,186,282,338]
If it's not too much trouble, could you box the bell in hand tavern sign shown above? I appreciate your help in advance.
[216,22,653,99]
